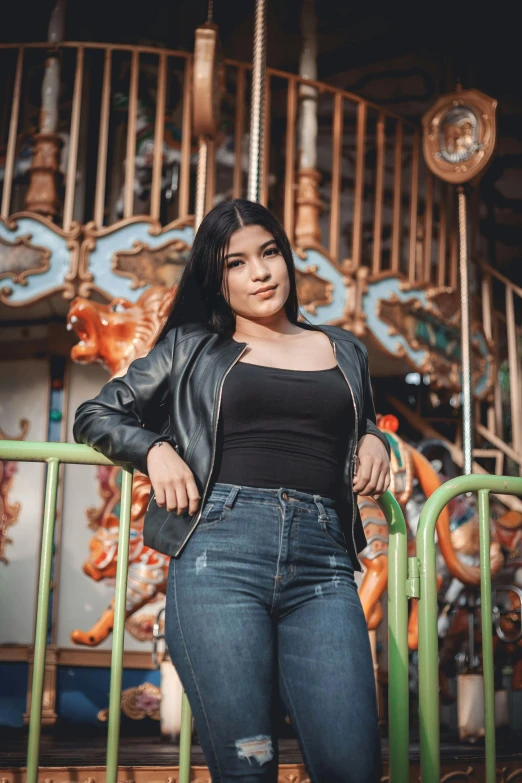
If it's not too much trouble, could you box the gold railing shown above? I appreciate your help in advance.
[0,42,455,286]
[477,260,522,475]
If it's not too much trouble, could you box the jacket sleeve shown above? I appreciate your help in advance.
[358,344,391,459]
[72,329,176,476]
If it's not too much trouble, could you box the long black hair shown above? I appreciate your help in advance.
[154,199,301,344]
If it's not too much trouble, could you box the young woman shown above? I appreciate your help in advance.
[74,199,391,783]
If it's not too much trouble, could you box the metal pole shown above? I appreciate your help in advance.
[458,186,474,475]
[416,474,522,782]
[105,466,134,783]
[194,135,209,230]
[247,0,267,202]
[478,488,496,783]
[26,459,60,783]
[377,492,410,783]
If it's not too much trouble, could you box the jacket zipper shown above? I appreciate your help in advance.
[172,343,249,556]
[331,339,361,568]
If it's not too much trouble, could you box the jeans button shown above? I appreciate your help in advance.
[282,491,289,501]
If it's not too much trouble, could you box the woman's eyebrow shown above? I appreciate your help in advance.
[224,239,277,261]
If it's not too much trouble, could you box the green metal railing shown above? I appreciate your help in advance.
[0,440,409,783]
[416,474,522,783]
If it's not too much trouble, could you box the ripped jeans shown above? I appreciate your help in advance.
[164,482,381,783]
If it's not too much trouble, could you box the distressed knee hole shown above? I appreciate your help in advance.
[235,734,274,766]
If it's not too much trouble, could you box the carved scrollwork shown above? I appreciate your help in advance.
[78,215,193,300]
[112,238,190,290]
[295,264,333,315]
[0,233,51,287]
[0,212,79,305]
[440,767,477,782]
[377,287,494,398]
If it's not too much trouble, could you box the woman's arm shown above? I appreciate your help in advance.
[359,347,391,458]
[73,330,176,476]
[353,344,391,497]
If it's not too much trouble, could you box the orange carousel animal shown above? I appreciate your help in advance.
[67,286,175,645]
[357,415,504,650]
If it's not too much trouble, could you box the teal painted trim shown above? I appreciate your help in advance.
[0,217,76,304]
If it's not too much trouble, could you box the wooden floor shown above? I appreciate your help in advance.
[2,728,522,764]
[2,729,522,782]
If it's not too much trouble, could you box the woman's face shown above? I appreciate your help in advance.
[222,224,290,320]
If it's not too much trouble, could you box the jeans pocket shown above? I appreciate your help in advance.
[320,509,349,553]
[197,499,230,530]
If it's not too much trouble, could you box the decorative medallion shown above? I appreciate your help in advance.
[422,88,497,183]
[112,238,190,290]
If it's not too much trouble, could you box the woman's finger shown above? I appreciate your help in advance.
[173,479,189,515]
[353,456,373,493]
[185,475,201,516]
[374,472,387,498]
[155,485,166,508]
[165,483,177,512]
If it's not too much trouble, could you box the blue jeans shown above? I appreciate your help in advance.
[165,482,381,783]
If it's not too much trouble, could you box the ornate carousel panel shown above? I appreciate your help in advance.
[292,247,346,324]
[57,362,165,653]
[364,275,494,397]
[0,359,49,644]
[0,215,79,306]
[77,219,194,302]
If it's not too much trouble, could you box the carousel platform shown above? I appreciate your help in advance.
[2,728,522,782]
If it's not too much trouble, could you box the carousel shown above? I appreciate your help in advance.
[1,0,522,780]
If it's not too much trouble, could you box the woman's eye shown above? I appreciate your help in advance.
[227,260,242,268]
[264,246,279,257]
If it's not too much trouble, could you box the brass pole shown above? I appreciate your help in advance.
[247,0,267,202]
[458,185,473,475]
[194,135,208,230]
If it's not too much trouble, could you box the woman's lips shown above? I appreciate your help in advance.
[253,285,277,298]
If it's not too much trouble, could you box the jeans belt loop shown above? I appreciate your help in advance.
[224,485,241,510]
[313,495,329,521]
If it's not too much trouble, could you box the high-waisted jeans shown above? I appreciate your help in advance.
[164,482,381,783]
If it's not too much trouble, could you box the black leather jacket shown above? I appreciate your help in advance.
[73,321,390,571]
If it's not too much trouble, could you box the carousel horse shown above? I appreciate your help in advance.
[67,286,175,645]
[357,419,504,650]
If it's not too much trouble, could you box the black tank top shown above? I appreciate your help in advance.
[210,361,354,498]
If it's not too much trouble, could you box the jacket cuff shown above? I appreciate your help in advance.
[360,420,391,458]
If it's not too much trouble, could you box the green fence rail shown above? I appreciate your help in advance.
[416,474,522,783]
[0,440,409,783]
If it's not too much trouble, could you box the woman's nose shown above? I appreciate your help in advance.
[250,259,270,280]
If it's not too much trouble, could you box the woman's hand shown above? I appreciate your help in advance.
[146,442,201,515]
[353,433,391,498]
